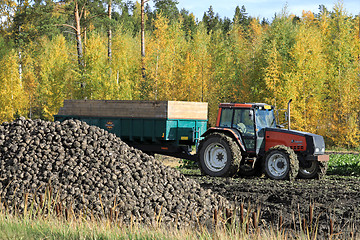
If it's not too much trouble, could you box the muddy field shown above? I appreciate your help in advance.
[185,170,360,238]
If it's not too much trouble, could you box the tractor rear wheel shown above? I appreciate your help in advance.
[198,133,241,177]
[263,146,299,180]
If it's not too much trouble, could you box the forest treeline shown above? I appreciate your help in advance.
[0,0,359,147]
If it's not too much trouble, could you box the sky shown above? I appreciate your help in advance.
[174,0,360,21]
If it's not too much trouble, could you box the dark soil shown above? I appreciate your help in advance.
[187,172,360,238]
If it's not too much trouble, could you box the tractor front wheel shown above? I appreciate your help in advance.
[198,133,241,177]
[263,146,299,180]
[298,161,319,179]
[298,160,328,179]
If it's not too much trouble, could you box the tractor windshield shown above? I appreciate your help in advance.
[255,108,276,130]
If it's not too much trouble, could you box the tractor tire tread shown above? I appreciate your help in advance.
[318,161,328,180]
[264,145,299,181]
[198,132,241,177]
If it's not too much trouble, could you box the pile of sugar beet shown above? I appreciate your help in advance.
[0,117,228,227]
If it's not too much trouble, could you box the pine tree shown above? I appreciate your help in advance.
[202,6,220,34]
[153,0,179,22]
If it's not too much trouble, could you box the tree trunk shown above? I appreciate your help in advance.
[74,0,84,68]
[18,25,22,83]
[141,0,147,80]
[83,7,87,68]
[108,0,112,62]
[141,0,145,58]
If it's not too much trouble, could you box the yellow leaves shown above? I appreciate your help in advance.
[0,50,27,122]
[111,28,141,100]
[285,21,327,134]
[36,35,72,120]
[249,18,263,45]
[249,18,262,37]
[191,24,212,96]
[144,14,184,101]
[0,2,358,149]
[154,14,169,36]
[301,10,315,22]
[264,41,282,108]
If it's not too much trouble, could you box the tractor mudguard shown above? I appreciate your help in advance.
[201,127,246,152]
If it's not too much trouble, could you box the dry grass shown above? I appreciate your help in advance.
[0,212,305,240]
[0,195,357,240]
[155,154,181,168]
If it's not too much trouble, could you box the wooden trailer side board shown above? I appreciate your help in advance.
[167,101,207,120]
[57,100,208,120]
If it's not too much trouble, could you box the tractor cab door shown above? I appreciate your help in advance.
[232,108,256,152]
[254,107,277,154]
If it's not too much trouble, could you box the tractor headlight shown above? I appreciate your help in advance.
[315,147,320,153]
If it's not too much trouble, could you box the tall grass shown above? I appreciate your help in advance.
[0,212,315,240]
[0,194,352,240]
[0,213,184,239]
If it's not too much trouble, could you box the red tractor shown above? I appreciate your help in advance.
[198,101,329,180]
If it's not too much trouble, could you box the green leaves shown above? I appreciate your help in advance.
[328,154,360,176]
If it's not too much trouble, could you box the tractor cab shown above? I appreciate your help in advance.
[216,103,276,154]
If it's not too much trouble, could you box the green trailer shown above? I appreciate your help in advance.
[54,100,208,160]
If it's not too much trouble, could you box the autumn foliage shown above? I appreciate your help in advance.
[0,1,359,148]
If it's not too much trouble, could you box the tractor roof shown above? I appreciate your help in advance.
[219,103,274,109]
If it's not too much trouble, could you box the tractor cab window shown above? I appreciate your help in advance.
[233,108,255,151]
[233,109,255,137]
[219,108,233,127]
[255,108,276,137]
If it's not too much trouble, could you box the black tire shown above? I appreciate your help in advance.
[298,161,319,179]
[263,145,299,180]
[198,133,241,177]
[238,160,262,177]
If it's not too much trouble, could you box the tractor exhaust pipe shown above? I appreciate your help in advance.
[287,99,292,130]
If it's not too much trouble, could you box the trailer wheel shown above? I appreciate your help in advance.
[263,146,298,180]
[298,161,319,179]
[198,133,241,177]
